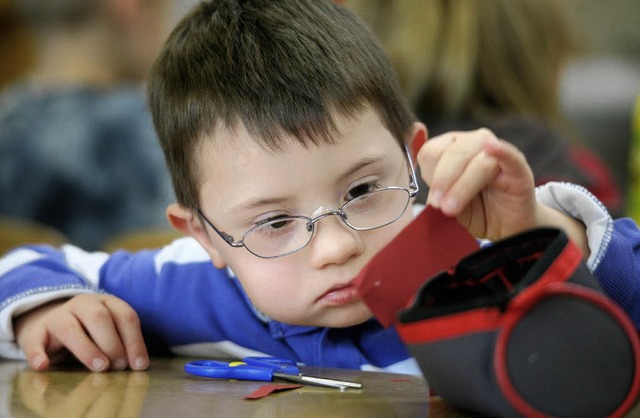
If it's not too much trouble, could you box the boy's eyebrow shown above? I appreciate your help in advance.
[338,155,384,183]
[230,156,385,214]
[230,196,292,213]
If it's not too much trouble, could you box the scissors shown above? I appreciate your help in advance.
[184,356,362,390]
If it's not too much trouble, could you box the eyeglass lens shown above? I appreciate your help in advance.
[242,187,410,258]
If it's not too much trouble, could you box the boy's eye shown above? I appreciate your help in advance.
[346,181,380,201]
[250,215,300,241]
[255,214,290,229]
[269,218,290,230]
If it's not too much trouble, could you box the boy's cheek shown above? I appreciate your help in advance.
[208,247,228,269]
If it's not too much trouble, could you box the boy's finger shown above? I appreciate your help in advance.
[105,298,149,370]
[483,137,532,184]
[417,132,458,183]
[18,325,52,371]
[435,148,499,216]
[424,132,489,206]
[48,316,110,372]
[72,299,131,371]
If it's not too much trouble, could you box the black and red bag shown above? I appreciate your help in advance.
[396,228,640,418]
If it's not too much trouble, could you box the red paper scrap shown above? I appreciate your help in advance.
[244,384,304,400]
[354,206,478,328]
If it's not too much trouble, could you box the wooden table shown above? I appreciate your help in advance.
[5,358,639,417]
[0,357,453,418]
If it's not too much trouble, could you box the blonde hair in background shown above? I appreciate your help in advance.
[346,0,576,122]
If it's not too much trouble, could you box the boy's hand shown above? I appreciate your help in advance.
[14,294,149,372]
[418,128,538,241]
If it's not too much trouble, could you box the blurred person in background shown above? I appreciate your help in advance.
[0,0,34,90]
[560,0,640,204]
[0,0,175,250]
[347,0,623,216]
[627,95,640,221]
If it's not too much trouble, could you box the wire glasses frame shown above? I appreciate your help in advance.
[197,144,419,258]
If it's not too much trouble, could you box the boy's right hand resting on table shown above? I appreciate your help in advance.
[14,294,149,372]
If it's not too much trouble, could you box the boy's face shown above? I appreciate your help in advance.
[177,107,423,328]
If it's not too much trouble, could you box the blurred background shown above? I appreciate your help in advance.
[346,0,639,218]
[560,0,639,208]
[0,0,180,251]
[0,0,638,252]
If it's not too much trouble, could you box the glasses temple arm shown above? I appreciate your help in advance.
[404,144,420,197]
[196,209,243,247]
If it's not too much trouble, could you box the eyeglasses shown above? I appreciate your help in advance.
[198,145,419,259]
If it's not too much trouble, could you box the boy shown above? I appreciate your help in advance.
[1,0,639,374]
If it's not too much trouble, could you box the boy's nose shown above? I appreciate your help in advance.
[308,215,363,268]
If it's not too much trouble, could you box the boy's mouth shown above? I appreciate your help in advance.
[317,282,361,306]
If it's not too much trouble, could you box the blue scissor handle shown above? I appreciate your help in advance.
[184,360,274,381]
[242,356,300,375]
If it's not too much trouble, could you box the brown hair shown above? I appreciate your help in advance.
[147,0,414,210]
[347,0,576,122]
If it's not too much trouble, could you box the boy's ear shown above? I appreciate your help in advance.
[166,204,228,269]
[409,122,428,162]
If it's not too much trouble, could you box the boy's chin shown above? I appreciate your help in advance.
[326,316,374,328]
[286,309,375,329]
[264,301,375,328]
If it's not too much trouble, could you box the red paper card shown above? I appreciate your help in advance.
[244,384,304,400]
[354,206,479,327]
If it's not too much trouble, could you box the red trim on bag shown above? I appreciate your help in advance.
[396,307,501,344]
[509,240,582,311]
[396,239,581,344]
[495,283,640,418]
